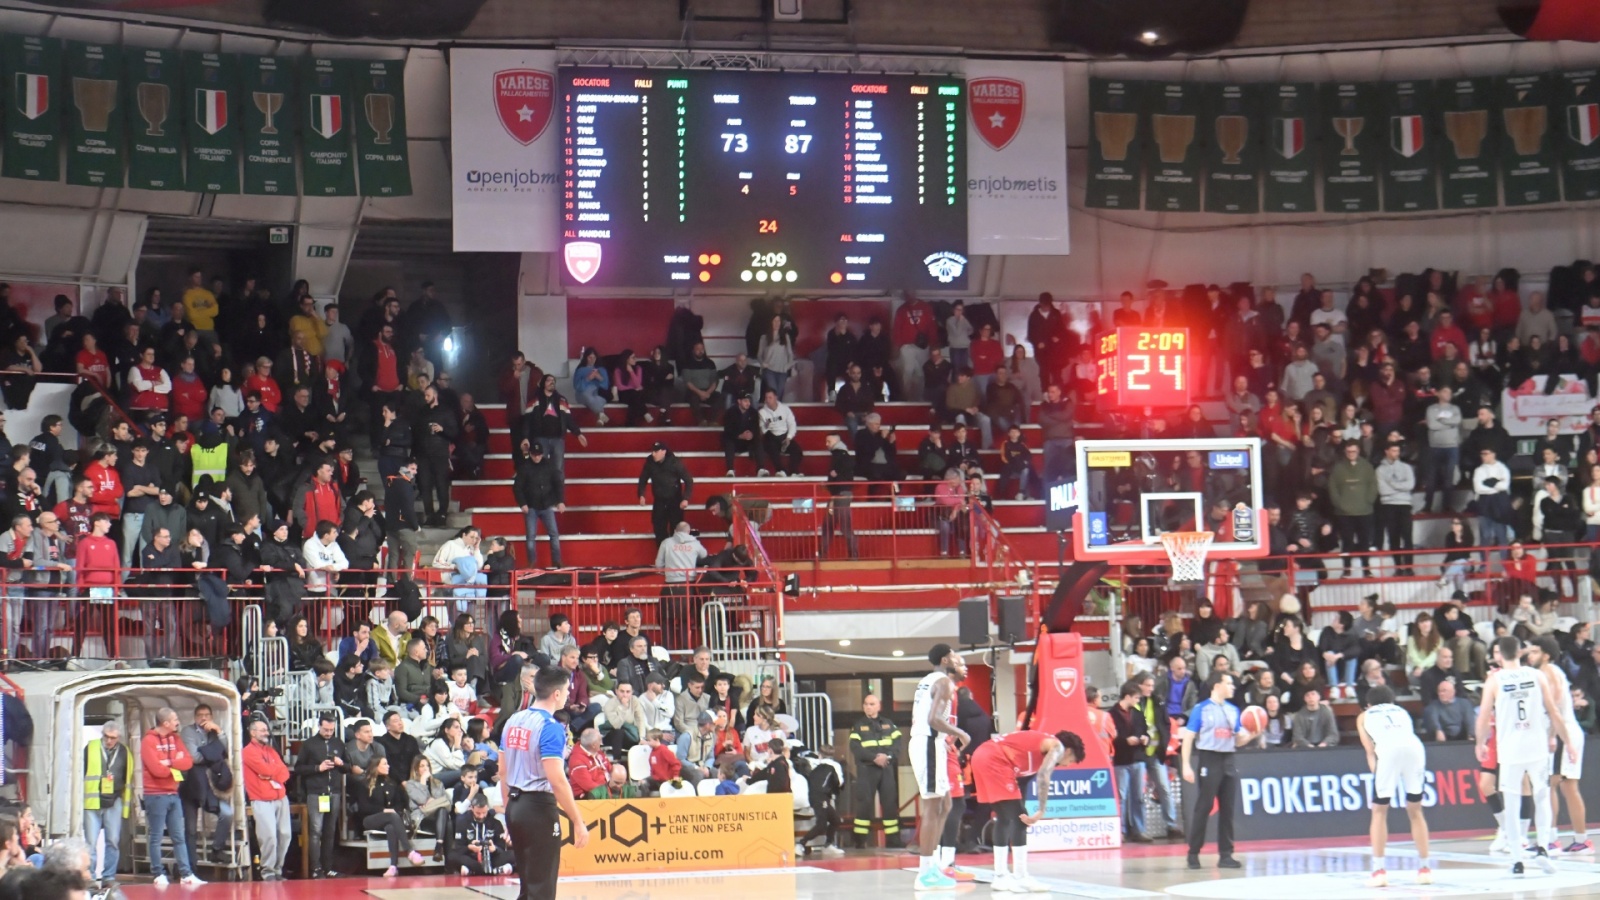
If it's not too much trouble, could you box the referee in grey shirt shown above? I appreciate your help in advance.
[1179,671,1255,871]
[503,665,589,900]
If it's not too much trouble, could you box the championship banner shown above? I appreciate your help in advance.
[1202,83,1261,214]
[2,34,63,182]
[1557,69,1600,201]
[1084,77,1143,210]
[183,51,240,194]
[964,60,1068,255]
[1437,77,1499,208]
[299,58,355,196]
[1380,80,1437,211]
[1497,72,1560,205]
[1262,82,1317,212]
[1500,374,1593,436]
[1143,82,1203,212]
[558,793,794,875]
[124,47,182,191]
[239,55,297,196]
[1319,82,1381,212]
[450,48,561,251]
[64,41,123,187]
[1199,741,1600,842]
[1024,632,1120,851]
[352,57,411,197]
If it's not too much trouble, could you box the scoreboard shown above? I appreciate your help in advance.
[558,67,968,290]
[1095,327,1191,408]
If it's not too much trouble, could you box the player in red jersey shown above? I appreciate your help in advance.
[972,729,1086,893]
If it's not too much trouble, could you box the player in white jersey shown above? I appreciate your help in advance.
[1529,636,1592,854]
[1357,685,1434,887]
[908,643,970,892]
[1476,636,1575,875]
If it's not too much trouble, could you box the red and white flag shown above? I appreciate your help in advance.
[1569,103,1600,147]
[15,73,48,120]
[195,88,227,134]
[310,94,343,140]
[1391,114,1425,157]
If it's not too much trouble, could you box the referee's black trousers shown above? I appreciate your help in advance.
[1186,749,1238,859]
[508,790,562,900]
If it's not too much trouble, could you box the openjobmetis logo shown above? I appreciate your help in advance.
[494,69,553,146]
[970,77,1024,151]
[1052,666,1078,699]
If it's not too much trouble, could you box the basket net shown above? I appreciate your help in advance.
[1159,531,1214,584]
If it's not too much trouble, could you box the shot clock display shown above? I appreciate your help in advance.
[558,67,968,290]
[1095,327,1191,408]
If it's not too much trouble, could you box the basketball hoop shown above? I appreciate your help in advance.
[1159,531,1214,586]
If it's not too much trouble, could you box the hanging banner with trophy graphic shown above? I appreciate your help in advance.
[1381,80,1437,211]
[1320,82,1381,212]
[240,55,297,195]
[1497,73,1560,205]
[299,57,356,196]
[1437,77,1498,209]
[183,51,240,193]
[1203,83,1261,214]
[125,47,182,191]
[352,58,410,196]
[1262,82,1317,212]
[64,41,123,187]
[1085,78,1143,210]
[1557,69,1600,201]
[3,34,63,182]
[1143,82,1203,212]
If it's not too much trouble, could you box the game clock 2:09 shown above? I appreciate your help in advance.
[1095,327,1191,408]
[557,66,968,290]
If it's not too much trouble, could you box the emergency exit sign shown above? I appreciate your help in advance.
[307,245,334,258]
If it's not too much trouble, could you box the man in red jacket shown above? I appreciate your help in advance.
[567,728,611,798]
[142,707,203,887]
[301,460,343,538]
[242,718,292,881]
[84,446,123,519]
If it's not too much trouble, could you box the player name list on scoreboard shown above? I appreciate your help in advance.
[559,67,968,290]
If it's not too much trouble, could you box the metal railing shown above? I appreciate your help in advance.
[729,480,1001,566]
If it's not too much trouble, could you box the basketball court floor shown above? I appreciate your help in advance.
[114,832,1600,900]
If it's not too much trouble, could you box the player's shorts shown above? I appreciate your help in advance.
[947,738,965,799]
[1554,723,1585,781]
[1373,740,1427,804]
[1500,756,1553,797]
[1480,730,1499,773]
[909,733,952,800]
[971,741,1022,804]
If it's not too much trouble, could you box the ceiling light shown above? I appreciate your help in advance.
[838,639,851,647]
[892,649,905,657]
[1139,30,1160,45]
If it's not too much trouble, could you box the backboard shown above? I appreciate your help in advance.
[1071,437,1267,564]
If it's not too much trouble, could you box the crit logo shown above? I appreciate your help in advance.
[494,69,553,145]
[923,251,967,284]
[1052,666,1078,699]
[564,241,603,284]
[969,77,1025,151]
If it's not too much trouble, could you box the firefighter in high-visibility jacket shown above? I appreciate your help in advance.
[850,693,902,847]
[83,721,135,886]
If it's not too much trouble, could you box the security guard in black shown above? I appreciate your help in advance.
[851,693,903,847]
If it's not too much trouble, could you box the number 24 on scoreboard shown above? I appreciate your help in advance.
[1095,327,1191,408]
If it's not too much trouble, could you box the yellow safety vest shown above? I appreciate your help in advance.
[83,738,134,817]
[191,442,229,488]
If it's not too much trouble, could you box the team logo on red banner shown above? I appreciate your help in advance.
[1052,666,1078,699]
[970,77,1025,151]
[564,241,602,284]
[495,69,553,146]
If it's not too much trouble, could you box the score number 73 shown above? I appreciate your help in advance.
[719,134,813,153]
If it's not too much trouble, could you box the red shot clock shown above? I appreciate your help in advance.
[1094,327,1191,408]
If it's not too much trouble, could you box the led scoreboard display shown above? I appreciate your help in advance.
[1095,327,1191,408]
[558,67,968,290]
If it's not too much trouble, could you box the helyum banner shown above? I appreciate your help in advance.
[450,48,560,252]
[964,60,1069,255]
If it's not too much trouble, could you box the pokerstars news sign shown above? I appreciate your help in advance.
[964,60,1070,255]
[450,48,561,252]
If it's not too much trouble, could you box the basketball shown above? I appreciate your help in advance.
[1241,705,1268,734]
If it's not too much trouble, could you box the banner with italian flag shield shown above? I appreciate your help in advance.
[1559,69,1600,201]
[2,34,63,181]
[299,58,355,196]
[1382,80,1438,211]
[183,51,239,193]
